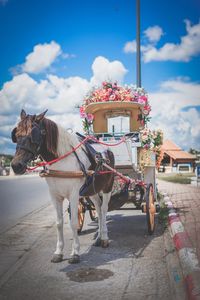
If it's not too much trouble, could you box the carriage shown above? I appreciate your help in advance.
[76,82,161,235]
[11,82,162,263]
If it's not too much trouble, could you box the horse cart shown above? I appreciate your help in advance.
[76,82,161,235]
[11,82,162,263]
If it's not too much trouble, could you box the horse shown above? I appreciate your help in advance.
[11,109,115,264]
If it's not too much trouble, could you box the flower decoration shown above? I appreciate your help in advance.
[81,81,151,126]
[79,106,94,134]
[140,128,163,169]
[140,128,163,150]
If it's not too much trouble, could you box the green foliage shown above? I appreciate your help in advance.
[189,148,200,155]
[0,154,13,166]
[158,174,191,184]
[158,201,169,229]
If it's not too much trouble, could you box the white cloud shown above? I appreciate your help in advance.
[123,25,164,54]
[144,25,163,42]
[124,20,200,63]
[0,54,128,153]
[123,40,137,53]
[2,44,200,153]
[143,20,200,62]
[0,73,38,113]
[149,79,200,150]
[91,56,128,85]
[62,53,76,59]
[22,41,61,74]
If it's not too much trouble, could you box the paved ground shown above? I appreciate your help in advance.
[0,174,50,233]
[0,200,178,300]
[157,179,200,263]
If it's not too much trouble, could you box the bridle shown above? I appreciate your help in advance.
[12,121,46,160]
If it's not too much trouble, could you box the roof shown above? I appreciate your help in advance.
[161,139,181,151]
[164,150,196,160]
[162,139,196,160]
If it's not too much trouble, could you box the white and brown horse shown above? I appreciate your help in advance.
[11,109,114,263]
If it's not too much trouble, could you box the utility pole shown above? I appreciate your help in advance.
[136,0,141,87]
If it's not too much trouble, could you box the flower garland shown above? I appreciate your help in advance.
[141,128,163,150]
[80,81,151,129]
[140,128,163,169]
[79,106,94,134]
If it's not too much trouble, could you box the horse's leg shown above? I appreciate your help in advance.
[51,195,64,263]
[100,192,111,248]
[90,195,102,247]
[68,189,80,264]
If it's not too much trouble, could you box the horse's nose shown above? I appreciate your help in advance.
[11,162,26,174]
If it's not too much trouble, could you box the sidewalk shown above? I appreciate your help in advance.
[157,179,200,299]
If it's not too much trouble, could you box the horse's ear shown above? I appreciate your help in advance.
[35,110,48,122]
[21,109,26,120]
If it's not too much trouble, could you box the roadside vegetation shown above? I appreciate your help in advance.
[157,192,169,229]
[157,173,194,184]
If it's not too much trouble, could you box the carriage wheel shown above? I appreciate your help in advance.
[145,184,156,235]
[77,201,85,234]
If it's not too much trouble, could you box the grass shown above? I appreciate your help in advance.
[157,193,169,229]
[157,173,192,184]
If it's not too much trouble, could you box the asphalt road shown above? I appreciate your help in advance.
[0,174,51,233]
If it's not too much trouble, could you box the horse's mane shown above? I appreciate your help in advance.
[43,118,58,157]
[42,117,86,163]
[16,116,33,137]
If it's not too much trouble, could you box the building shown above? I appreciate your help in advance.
[160,140,196,173]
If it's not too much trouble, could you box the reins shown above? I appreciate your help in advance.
[27,135,126,171]
[27,134,145,187]
[27,135,91,171]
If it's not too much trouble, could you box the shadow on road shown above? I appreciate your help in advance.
[60,211,165,276]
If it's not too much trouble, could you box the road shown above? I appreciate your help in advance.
[0,177,186,300]
[0,174,51,233]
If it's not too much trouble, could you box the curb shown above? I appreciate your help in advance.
[163,193,200,300]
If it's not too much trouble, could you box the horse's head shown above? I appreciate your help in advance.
[11,109,47,174]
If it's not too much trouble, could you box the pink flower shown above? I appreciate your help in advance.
[112,82,118,89]
[144,144,150,149]
[87,114,94,122]
[109,94,116,101]
[80,106,86,118]
[138,95,147,104]
[137,97,146,105]
[143,104,151,115]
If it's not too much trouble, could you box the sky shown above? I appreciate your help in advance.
[0,0,200,154]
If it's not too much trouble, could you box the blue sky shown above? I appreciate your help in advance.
[0,0,200,153]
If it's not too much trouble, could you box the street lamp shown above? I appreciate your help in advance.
[136,0,141,88]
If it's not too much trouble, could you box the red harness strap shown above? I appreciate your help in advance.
[27,135,91,171]
[27,135,127,171]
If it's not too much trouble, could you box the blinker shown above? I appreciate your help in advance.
[31,126,42,145]
[11,127,17,143]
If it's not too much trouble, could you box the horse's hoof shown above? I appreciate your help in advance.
[51,254,63,263]
[93,237,101,247]
[101,239,109,248]
[68,255,80,264]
